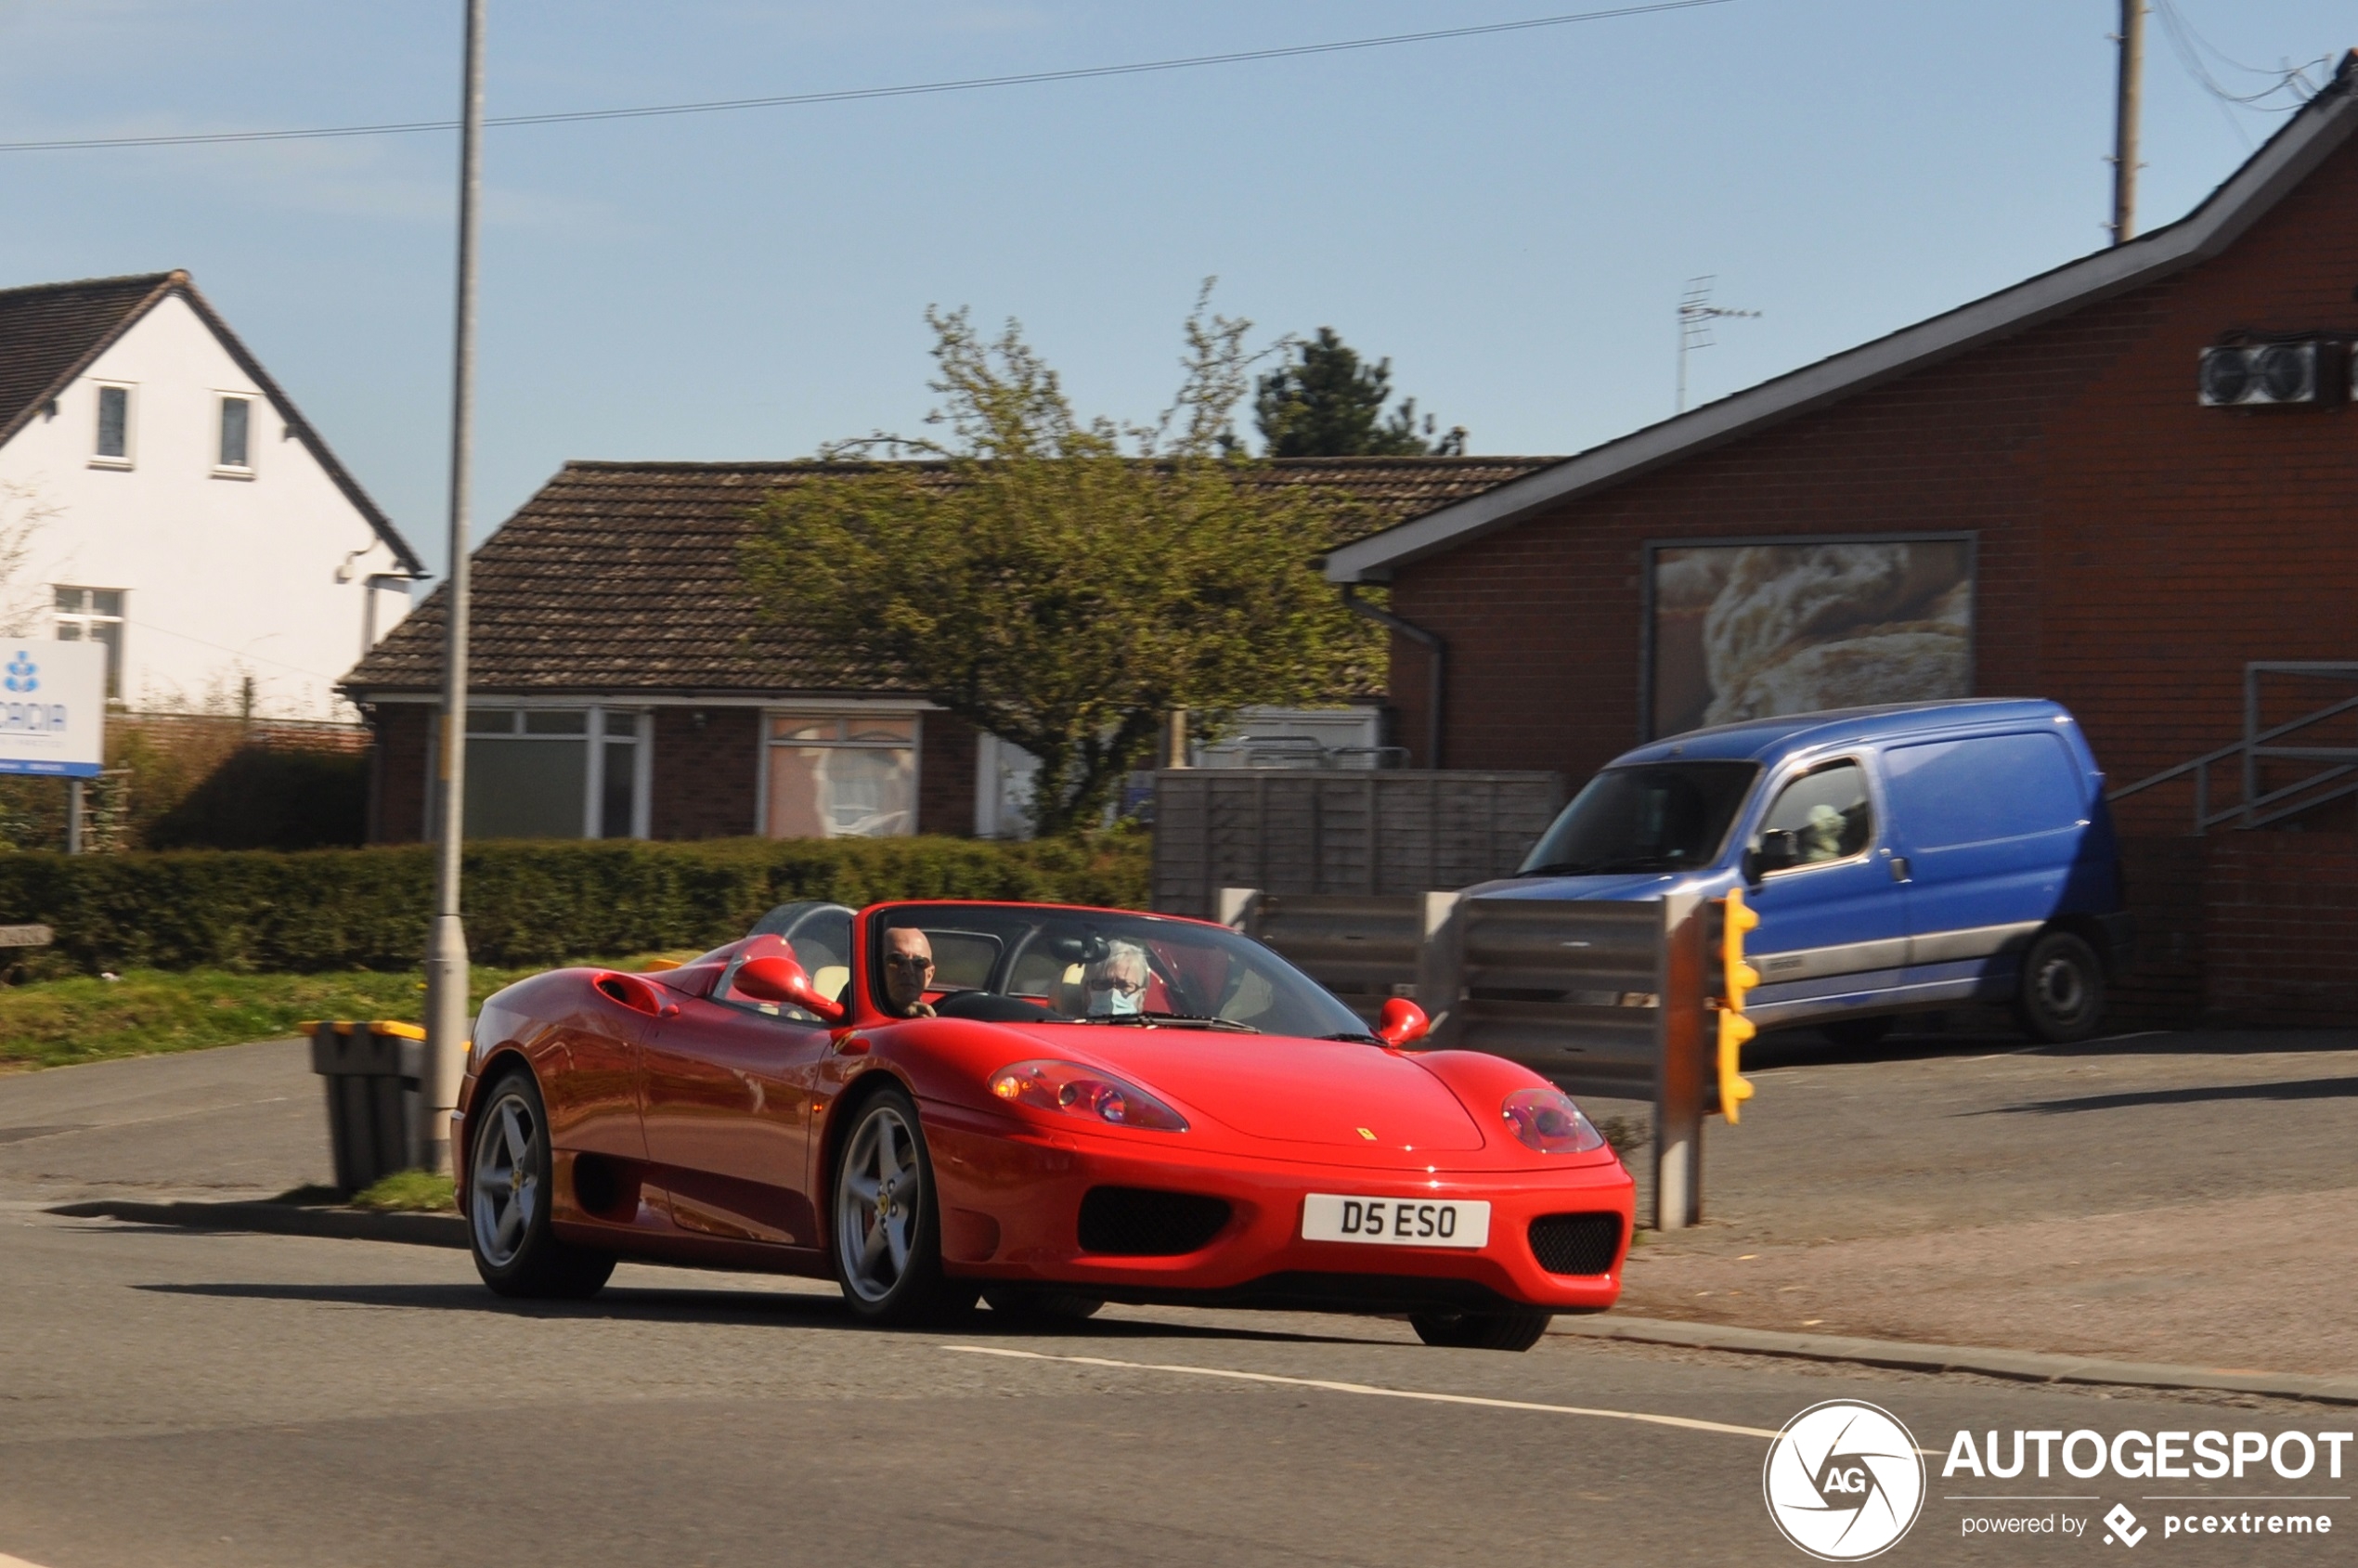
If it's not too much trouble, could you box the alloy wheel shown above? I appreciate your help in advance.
[472,1090,541,1269]
[836,1102,922,1304]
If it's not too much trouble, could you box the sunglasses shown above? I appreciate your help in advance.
[883,953,935,971]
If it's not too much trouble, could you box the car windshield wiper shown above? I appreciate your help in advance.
[1082,1011,1261,1033]
[1316,1030,1383,1045]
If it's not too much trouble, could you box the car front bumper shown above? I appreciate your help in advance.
[920,1104,1635,1313]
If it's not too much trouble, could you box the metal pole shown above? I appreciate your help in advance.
[65,780,83,854]
[2110,0,2144,245]
[421,0,486,1175]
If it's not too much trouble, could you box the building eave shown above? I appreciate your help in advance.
[1326,52,2358,584]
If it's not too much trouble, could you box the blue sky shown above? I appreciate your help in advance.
[0,1,2348,580]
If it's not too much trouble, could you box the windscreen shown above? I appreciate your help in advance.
[874,904,1374,1042]
[1519,761,1759,876]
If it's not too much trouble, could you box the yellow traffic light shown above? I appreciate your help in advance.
[1717,887,1759,1122]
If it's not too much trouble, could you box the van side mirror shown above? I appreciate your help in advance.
[1752,829,1800,877]
[735,953,846,1023]
[1376,997,1430,1047]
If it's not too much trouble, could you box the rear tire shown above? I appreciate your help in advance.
[468,1069,615,1300]
[1409,1307,1552,1352]
[832,1086,965,1326]
[982,1289,1105,1323]
[2013,930,2106,1044]
[1820,1017,1893,1050]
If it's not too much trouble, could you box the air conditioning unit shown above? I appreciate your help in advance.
[2197,341,2341,407]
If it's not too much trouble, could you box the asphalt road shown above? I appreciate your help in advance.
[0,1212,2349,1568]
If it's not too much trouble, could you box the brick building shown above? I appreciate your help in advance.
[343,455,1554,847]
[1323,57,2358,1022]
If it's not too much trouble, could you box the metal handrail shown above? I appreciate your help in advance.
[2105,665,2358,833]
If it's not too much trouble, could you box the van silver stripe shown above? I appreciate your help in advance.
[1754,920,2046,983]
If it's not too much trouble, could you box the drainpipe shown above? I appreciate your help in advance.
[1341,583,1446,770]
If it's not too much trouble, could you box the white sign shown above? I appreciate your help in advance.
[0,641,106,779]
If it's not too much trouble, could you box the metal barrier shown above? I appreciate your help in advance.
[304,1020,430,1194]
[1227,886,1723,1231]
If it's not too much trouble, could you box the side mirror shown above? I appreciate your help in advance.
[1740,847,1763,886]
[1753,830,1799,877]
[1376,997,1430,1047]
[736,953,846,1023]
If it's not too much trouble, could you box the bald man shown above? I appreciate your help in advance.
[880,927,937,1018]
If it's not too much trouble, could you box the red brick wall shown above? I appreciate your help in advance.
[1388,133,2358,838]
[367,702,432,844]
[650,706,761,839]
[2203,832,2358,1023]
[918,713,977,836]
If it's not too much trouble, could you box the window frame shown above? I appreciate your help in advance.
[53,587,126,700]
[758,706,924,839]
[432,704,651,841]
[214,392,256,478]
[90,382,136,469]
[1751,755,1879,879]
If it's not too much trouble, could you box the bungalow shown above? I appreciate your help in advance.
[342,455,1555,843]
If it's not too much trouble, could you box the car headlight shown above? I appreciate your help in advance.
[989,1059,1188,1132]
[1501,1087,1606,1154]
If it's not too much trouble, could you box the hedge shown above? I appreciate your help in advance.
[0,833,1151,975]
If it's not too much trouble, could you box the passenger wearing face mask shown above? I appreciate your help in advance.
[1083,940,1150,1017]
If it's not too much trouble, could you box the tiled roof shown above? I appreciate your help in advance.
[0,271,177,446]
[343,456,1559,697]
[0,270,423,573]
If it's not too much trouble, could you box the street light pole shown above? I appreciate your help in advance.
[421,0,486,1175]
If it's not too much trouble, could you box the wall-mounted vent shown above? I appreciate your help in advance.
[2198,341,2341,407]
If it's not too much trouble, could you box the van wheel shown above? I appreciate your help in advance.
[1820,1017,1893,1050]
[2014,931,2105,1044]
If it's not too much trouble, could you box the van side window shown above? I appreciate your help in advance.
[1757,761,1872,872]
[1883,732,2086,849]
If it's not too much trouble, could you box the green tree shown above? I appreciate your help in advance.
[1253,328,1466,457]
[740,289,1379,836]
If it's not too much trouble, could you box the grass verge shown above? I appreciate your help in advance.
[0,954,696,1071]
[350,1169,458,1212]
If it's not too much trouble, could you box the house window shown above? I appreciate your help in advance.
[765,712,917,838]
[457,707,645,839]
[54,588,124,699]
[217,395,253,473]
[94,384,133,465]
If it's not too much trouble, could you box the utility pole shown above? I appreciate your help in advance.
[421,0,486,1175]
[1677,277,1761,413]
[2110,0,2144,244]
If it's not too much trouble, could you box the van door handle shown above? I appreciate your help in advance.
[1888,856,1911,883]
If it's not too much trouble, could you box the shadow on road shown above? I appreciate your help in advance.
[1979,1074,2358,1116]
[131,1280,1400,1347]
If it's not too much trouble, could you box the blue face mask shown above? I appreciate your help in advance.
[1095,984,1143,1017]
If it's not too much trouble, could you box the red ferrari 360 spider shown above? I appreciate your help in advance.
[454,899,1634,1351]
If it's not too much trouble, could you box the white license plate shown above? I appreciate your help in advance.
[1301,1194,1490,1249]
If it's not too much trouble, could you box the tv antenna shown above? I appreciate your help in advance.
[1677,276,1761,412]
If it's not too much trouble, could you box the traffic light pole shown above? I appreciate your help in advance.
[420,0,486,1176]
[1654,890,1708,1230]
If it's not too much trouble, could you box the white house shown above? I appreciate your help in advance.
[0,271,421,719]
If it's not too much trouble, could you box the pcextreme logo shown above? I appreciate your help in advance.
[1763,1400,1927,1561]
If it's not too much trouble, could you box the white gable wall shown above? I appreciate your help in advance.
[0,293,411,719]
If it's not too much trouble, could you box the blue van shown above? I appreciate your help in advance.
[1477,700,2131,1044]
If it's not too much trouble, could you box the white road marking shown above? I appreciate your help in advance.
[1,1553,58,1568]
[941,1343,1780,1440]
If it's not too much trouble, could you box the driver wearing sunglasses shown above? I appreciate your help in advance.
[879,927,938,1018]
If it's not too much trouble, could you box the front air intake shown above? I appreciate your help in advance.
[1527,1212,1625,1276]
[1076,1187,1231,1255]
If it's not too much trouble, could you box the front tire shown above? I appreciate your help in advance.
[468,1069,615,1300]
[2013,930,2106,1044]
[832,1086,965,1325]
[1409,1307,1552,1352]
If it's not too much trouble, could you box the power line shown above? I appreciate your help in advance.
[2151,0,2326,114]
[0,1,1737,155]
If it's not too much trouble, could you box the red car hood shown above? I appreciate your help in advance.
[991,1026,1488,1154]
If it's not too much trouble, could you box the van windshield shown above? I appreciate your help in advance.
[1519,762,1758,876]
